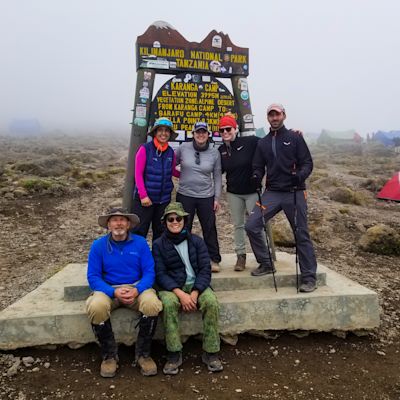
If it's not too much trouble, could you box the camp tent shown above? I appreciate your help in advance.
[371,131,400,147]
[377,172,400,202]
[255,127,267,138]
[9,119,41,136]
[317,129,362,145]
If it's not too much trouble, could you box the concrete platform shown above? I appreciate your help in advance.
[63,253,327,301]
[0,252,380,350]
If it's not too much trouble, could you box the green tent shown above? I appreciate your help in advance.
[255,127,267,138]
[317,129,362,144]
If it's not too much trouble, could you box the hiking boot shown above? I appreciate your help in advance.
[211,261,220,273]
[202,352,223,372]
[299,281,317,293]
[92,320,118,378]
[135,315,158,376]
[100,357,118,378]
[137,356,157,376]
[234,254,246,271]
[163,352,182,375]
[251,263,276,277]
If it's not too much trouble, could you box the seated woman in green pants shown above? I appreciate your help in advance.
[152,202,223,375]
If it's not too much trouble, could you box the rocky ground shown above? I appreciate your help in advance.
[0,135,399,399]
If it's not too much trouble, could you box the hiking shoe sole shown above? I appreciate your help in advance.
[163,353,182,375]
[202,353,223,373]
[251,268,276,277]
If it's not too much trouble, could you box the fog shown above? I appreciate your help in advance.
[1,0,399,135]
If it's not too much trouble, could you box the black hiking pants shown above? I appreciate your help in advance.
[132,196,168,241]
[176,193,221,263]
[245,190,317,284]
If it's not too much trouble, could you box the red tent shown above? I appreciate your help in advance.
[377,172,400,201]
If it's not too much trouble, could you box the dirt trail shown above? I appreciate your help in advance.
[0,136,399,399]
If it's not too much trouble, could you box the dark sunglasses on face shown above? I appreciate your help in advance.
[219,127,233,134]
[194,151,200,165]
[167,216,183,223]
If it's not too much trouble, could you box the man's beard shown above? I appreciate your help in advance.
[111,228,128,236]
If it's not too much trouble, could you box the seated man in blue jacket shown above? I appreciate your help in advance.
[153,202,223,375]
[86,207,162,378]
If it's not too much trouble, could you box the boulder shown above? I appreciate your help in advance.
[358,224,400,256]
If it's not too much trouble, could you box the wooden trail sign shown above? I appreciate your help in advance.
[123,21,255,210]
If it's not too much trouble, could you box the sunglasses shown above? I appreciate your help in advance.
[166,216,183,223]
[219,127,233,134]
[194,151,200,165]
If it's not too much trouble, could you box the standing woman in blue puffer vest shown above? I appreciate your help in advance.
[133,118,179,241]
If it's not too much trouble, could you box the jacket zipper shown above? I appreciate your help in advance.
[272,132,277,159]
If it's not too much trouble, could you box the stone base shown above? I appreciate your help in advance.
[0,253,380,350]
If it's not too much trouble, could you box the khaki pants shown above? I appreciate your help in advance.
[86,287,163,325]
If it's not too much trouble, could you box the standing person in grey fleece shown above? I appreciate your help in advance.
[175,121,222,272]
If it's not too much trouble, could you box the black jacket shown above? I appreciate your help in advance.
[218,135,260,194]
[153,232,211,293]
[253,126,313,191]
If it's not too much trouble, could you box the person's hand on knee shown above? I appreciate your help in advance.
[114,287,138,305]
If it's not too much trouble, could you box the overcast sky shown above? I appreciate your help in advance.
[1,0,399,135]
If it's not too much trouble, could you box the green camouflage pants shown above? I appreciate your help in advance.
[158,286,220,353]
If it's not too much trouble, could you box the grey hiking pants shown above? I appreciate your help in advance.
[227,192,266,255]
[245,190,317,284]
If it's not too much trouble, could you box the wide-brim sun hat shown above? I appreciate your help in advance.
[148,117,178,140]
[161,202,189,221]
[98,207,140,229]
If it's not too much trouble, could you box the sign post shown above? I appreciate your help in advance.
[123,69,155,210]
[123,21,255,210]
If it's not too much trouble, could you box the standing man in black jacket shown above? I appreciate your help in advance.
[245,103,317,292]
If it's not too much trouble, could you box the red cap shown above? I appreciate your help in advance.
[219,114,237,129]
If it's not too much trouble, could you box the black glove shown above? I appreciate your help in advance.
[291,173,301,188]
[250,174,262,190]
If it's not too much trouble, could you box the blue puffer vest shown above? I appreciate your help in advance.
[140,141,174,204]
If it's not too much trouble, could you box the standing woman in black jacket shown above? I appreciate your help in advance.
[152,202,223,375]
[218,113,266,271]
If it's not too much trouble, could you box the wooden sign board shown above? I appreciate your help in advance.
[150,73,238,144]
[136,21,249,77]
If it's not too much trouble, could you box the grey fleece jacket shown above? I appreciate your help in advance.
[175,141,222,199]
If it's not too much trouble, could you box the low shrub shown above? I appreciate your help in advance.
[19,178,52,192]
[358,224,400,256]
[329,187,368,206]
[361,178,387,193]
[107,167,125,175]
[77,178,95,189]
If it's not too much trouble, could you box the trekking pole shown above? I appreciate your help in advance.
[292,164,299,293]
[256,189,278,292]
